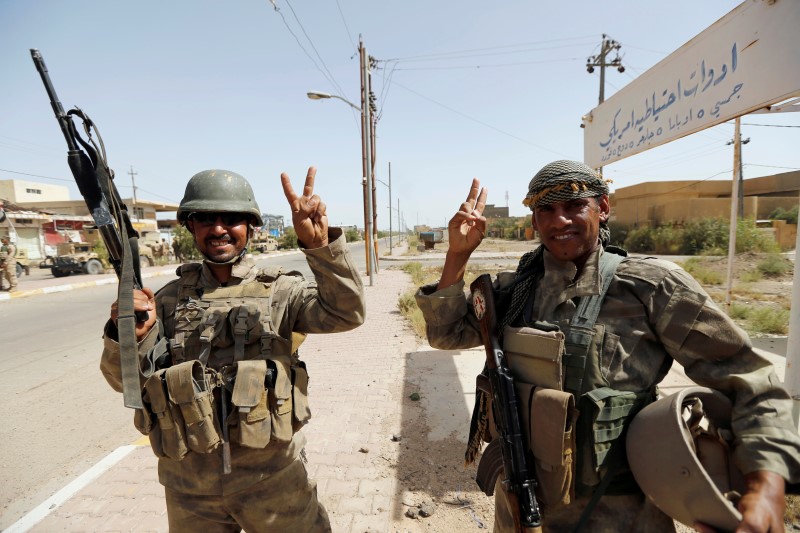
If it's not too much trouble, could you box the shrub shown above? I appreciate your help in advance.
[728,303,750,320]
[623,226,655,253]
[749,306,789,335]
[172,225,201,260]
[769,205,798,225]
[652,224,682,254]
[344,228,362,242]
[735,218,779,253]
[756,253,792,277]
[682,218,728,255]
[607,221,630,249]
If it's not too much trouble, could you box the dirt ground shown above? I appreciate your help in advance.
[390,239,798,532]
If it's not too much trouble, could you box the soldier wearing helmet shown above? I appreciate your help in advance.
[416,160,800,532]
[101,167,365,532]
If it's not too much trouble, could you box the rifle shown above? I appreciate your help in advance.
[31,49,145,409]
[470,273,542,532]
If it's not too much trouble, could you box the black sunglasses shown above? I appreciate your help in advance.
[189,212,250,226]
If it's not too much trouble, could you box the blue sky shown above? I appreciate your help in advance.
[1,0,797,230]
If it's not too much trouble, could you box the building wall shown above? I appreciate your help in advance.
[0,179,70,203]
[613,171,800,227]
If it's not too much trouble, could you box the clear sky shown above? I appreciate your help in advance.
[1,0,797,230]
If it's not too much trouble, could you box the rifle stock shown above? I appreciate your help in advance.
[31,49,144,409]
[470,273,542,532]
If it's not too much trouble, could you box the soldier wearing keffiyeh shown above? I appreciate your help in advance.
[415,160,799,533]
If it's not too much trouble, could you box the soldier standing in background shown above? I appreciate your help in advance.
[171,237,183,264]
[0,235,18,292]
[101,167,365,532]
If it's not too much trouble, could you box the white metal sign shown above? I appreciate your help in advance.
[583,0,800,168]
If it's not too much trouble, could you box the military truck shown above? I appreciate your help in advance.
[138,230,166,267]
[14,248,30,278]
[46,241,106,277]
[251,230,278,253]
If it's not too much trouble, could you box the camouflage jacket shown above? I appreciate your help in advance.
[415,246,800,483]
[101,228,365,495]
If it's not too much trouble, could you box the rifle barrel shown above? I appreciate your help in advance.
[30,49,79,152]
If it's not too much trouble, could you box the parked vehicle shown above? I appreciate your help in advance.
[14,248,30,278]
[43,241,106,277]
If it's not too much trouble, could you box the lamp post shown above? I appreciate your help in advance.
[376,161,393,254]
[306,89,376,286]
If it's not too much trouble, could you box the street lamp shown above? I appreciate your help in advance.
[306,89,377,286]
[306,91,360,112]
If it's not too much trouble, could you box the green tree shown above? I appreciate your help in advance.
[279,227,299,249]
[173,225,201,260]
[345,228,362,242]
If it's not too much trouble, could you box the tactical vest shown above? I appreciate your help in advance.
[134,263,311,464]
[502,250,654,509]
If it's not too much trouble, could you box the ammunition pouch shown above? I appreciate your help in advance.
[133,357,312,459]
[499,325,578,512]
[576,387,653,492]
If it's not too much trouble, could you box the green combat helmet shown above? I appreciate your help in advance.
[626,387,746,532]
[177,170,263,226]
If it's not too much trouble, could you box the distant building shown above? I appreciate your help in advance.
[483,204,509,218]
[2,178,178,259]
[611,171,800,227]
[0,179,70,203]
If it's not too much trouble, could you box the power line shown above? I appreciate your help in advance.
[380,36,596,62]
[392,81,570,158]
[334,0,357,53]
[740,123,800,128]
[391,56,584,71]
[267,0,348,100]
[0,168,71,182]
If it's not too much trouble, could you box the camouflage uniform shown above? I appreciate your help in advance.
[101,228,364,532]
[0,239,18,292]
[416,245,800,532]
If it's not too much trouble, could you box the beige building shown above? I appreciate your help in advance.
[611,171,800,227]
[0,179,70,204]
[2,179,177,259]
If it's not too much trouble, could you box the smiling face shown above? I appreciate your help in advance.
[531,195,609,268]
[186,212,251,264]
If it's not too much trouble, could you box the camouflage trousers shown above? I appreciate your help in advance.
[493,480,676,533]
[165,457,331,533]
[1,261,16,290]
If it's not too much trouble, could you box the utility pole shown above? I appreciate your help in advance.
[586,35,624,176]
[387,162,393,253]
[359,37,376,285]
[368,56,379,271]
[128,165,139,218]
[726,117,750,219]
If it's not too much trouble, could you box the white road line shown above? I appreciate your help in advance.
[4,445,137,533]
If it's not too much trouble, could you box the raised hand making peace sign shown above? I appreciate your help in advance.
[281,166,329,249]
[437,178,488,290]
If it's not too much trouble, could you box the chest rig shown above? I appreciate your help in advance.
[167,263,296,368]
[136,263,311,472]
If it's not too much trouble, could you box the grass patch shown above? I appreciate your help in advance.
[757,253,792,277]
[679,258,723,285]
[739,269,763,283]
[749,306,790,335]
[728,303,750,320]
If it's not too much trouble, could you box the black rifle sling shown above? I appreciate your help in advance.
[72,113,143,409]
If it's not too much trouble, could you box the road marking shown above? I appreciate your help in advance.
[4,445,138,533]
